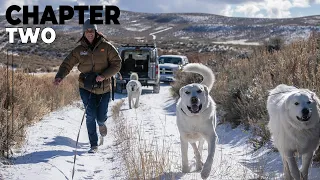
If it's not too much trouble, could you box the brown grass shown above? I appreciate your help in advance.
[0,69,79,157]
[111,99,125,120]
[112,102,173,179]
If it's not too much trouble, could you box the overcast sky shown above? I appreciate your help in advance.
[1,0,320,18]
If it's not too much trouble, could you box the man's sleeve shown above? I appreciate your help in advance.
[55,49,79,79]
[101,43,122,79]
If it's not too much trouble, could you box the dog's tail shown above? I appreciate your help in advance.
[183,63,215,91]
[130,72,139,81]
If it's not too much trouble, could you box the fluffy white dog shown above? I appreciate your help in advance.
[267,84,320,180]
[126,73,142,109]
[176,63,217,179]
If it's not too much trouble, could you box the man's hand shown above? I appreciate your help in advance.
[96,75,105,82]
[53,78,62,86]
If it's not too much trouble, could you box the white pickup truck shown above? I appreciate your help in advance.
[158,55,189,82]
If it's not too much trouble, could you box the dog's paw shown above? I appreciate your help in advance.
[200,168,210,179]
[182,165,190,173]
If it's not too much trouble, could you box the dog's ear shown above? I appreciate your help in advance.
[179,86,184,97]
[204,85,209,95]
[310,91,317,101]
[309,91,320,107]
[284,99,290,110]
[284,94,294,110]
[284,93,294,110]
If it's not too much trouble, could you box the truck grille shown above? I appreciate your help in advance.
[160,68,173,75]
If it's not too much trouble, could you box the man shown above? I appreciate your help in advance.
[53,18,121,153]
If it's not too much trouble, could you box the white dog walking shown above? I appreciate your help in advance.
[176,63,217,179]
[267,84,320,180]
[126,72,142,109]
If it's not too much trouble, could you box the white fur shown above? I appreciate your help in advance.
[126,73,142,109]
[176,63,217,179]
[267,84,320,180]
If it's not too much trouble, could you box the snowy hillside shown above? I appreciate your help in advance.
[1,84,320,179]
[1,11,320,57]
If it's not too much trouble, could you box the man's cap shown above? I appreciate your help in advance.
[83,18,97,32]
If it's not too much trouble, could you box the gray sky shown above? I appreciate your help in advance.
[1,0,320,18]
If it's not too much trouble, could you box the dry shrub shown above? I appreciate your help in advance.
[0,69,79,157]
[112,103,172,179]
[111,99,124,120]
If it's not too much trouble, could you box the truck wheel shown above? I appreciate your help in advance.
[153,83,160,94]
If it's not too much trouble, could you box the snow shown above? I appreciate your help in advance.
[154,26,171,31]
[123,23,151,32]
[212,39,260,46]
[150,27,173,40]
[0,103,119,180]
[1,83,320,179]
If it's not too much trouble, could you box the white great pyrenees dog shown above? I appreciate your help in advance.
[176,63,217,179]
[126,72,142,109]
[267,84,320,180]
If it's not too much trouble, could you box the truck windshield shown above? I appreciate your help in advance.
[122,50,151,61]
[159,57,182,64]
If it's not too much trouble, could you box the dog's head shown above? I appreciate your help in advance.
[179,83,210,115]
[285,90,319,125]
[127,81,139,92]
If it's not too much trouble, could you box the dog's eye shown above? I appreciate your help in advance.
[294,102,299,105]
[197,90,202,93]
[307,101,311,104]
[185,91,190,94]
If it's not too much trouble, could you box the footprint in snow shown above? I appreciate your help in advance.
[83,176,93,180]
[94,170,102,173]
[66,160,73,164]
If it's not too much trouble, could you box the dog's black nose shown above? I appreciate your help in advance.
[302,108,310,115]
[191,96,198,104]
[132,87,134,91]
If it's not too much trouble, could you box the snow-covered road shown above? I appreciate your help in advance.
[5,83,319,179]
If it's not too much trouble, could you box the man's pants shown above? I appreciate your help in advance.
[79,88,110,147]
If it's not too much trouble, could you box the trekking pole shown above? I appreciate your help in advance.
[111,76,115,101]
[71,89,93,180]
[6,49,9,158]
[11,52,14,148]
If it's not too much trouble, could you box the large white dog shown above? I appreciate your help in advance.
[267,84,320,180]
[176,63,217,179]
[126,73,142,109]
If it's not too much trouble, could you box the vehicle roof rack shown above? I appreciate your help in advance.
[120,44,155,48]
